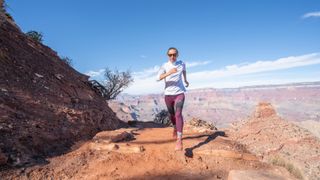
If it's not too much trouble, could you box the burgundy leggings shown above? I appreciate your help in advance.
[164,93,185,133]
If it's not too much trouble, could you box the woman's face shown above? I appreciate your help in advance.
[168,49,178,62]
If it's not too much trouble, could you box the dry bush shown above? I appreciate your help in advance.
[270,156,303,179]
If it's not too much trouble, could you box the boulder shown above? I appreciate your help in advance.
[187,118,217,131]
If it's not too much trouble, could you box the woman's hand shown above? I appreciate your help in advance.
[159,68,177,80]
[168,68,178,75]
[184,80,189,87]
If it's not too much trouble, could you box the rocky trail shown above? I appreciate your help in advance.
[1,122,295,180]
[0,2,316,179]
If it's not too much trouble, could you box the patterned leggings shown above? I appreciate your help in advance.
[164,93,185,134]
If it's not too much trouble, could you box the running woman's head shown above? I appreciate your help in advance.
[167,47,179,62]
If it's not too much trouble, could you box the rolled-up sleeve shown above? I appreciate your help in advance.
[157,65,165,81]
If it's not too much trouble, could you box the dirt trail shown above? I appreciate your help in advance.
[0,122,295,180]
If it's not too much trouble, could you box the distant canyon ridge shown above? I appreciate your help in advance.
[109,82,320,137]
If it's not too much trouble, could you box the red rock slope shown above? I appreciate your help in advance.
[0,2,125,168]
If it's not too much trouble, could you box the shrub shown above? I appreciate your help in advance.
[270,156,303,179]
[154,110,171,126]
[26,30,43,43]
[61,56,73,66]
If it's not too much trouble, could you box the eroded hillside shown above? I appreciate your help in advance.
[231,102,320,179]
[0,1,125,168]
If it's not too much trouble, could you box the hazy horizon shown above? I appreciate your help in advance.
[117,80,320,96]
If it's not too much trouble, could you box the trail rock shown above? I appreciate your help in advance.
[187,118,217,132]
[111,131,135,143]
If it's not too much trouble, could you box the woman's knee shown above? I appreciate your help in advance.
[175,112,183,120]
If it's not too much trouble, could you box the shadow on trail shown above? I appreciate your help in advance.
[126,170,226,180]
[184,131,226,158]
[128,121,168,129]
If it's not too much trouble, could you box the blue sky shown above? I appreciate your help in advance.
[6,0,320,94]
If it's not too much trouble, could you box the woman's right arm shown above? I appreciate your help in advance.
[157,67,177,81]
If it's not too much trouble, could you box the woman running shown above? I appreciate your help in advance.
[157,47,189,151]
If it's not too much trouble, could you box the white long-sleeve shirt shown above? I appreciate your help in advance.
[157,60,186,95]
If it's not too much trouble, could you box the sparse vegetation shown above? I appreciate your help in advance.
[270,156,304,179]
[154,109,171,126]
[1,1,12,21]
[4,11,12,20]
[26,30,43,43]
[102,67,133,100]
[61,56,73,66]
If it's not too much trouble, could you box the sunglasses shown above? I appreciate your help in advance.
[168,53,177,57]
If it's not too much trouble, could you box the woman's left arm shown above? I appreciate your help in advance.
[183,70,189,87]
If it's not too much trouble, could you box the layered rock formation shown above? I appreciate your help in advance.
[114,82,320,129]
[231,102,320,179]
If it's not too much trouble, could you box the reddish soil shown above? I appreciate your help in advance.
[0,122,295,180]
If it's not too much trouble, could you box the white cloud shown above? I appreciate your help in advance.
[124,66,161,94]
[191,53,320,79]
[186,61,211,68]
[302,11,320,18]
[124,75,164,95]
[124,53,320,95]
[85,69,105,78]
[189,53,320,81]
[132,65,160,79]
[140,55,147,59]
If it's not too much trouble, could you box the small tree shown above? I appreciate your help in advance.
[26,30,43,43]
[103,67,133,100]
